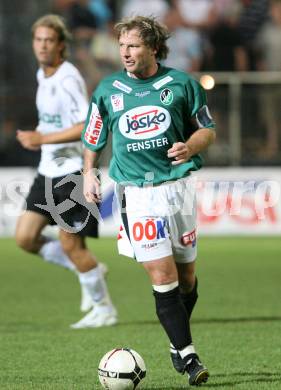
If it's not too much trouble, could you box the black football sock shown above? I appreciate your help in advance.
[180,277,198,318]
[153,286,192,350]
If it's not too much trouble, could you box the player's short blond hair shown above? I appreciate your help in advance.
[115,15,170,60]
[31,14,71,59]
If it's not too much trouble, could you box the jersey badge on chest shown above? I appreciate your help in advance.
[111,93,124,112]
[135,91,151,98]
[160,88,173,105]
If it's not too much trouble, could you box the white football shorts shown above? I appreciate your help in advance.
[116,176,197,263]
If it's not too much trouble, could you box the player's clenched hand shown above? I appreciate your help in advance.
[16,130,42,151]
[83,170,101,203]
[167,142,192,165]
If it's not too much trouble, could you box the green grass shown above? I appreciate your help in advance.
[0,237,281,389]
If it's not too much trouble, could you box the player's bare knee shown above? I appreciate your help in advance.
[177,263,196,291]
[71,248,85,265]
[60,235,76,257]
[149,269,178,286]
[60,229,74,249]
[179,274,197,295]
[179,271,195,287]
[59,232,84,262]
[143,257,178,285]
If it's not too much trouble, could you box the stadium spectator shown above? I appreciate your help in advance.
[51,0,97,42]
[88,0,113,29]
[209,0,247,71]
[51,0,99,93]
[254,0,281,158]
[170,0,219,69]
[237,0,269,70]
[204,0,247,160]
[172,0,218,29]
[82,15,216,386]
[121,0,169,21]
[89,19,122,77]
[15,14,117,329]
[163,5,204,72]
[255,0,281,71]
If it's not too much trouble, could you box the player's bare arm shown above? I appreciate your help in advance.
[83,148,102,203]
[167,128,216,165]
[16,129,41,151]
[16,122,85,150]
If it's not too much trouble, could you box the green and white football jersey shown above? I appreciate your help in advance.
[37,61,89,178]
[82,66,215,186]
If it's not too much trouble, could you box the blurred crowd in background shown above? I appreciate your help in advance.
[1,0,281,167]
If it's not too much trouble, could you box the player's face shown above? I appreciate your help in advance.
[32,26,64,67]
[119,29,157,78]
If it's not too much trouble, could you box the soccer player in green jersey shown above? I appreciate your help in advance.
[82,15,216,386]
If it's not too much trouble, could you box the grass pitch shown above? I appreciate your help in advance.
[0,237,281,389]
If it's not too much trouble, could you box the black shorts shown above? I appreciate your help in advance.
[26,172,98,237]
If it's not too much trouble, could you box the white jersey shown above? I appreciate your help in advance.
[36,61,89,178]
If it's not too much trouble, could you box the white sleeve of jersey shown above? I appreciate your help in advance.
[60,75,89,125]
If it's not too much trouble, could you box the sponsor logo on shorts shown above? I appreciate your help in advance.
[141,242,158,250]
[119,105,171,140]
[117,225,124,240]
[181,229,196,247]
[84,103,103,145]
[132,218,167,242]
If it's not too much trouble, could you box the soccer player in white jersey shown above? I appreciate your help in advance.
[16,14,117,329]
[82,16,216,386]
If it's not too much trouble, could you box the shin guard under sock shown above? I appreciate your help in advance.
[153,286,192,350]
[180,277,198,318]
